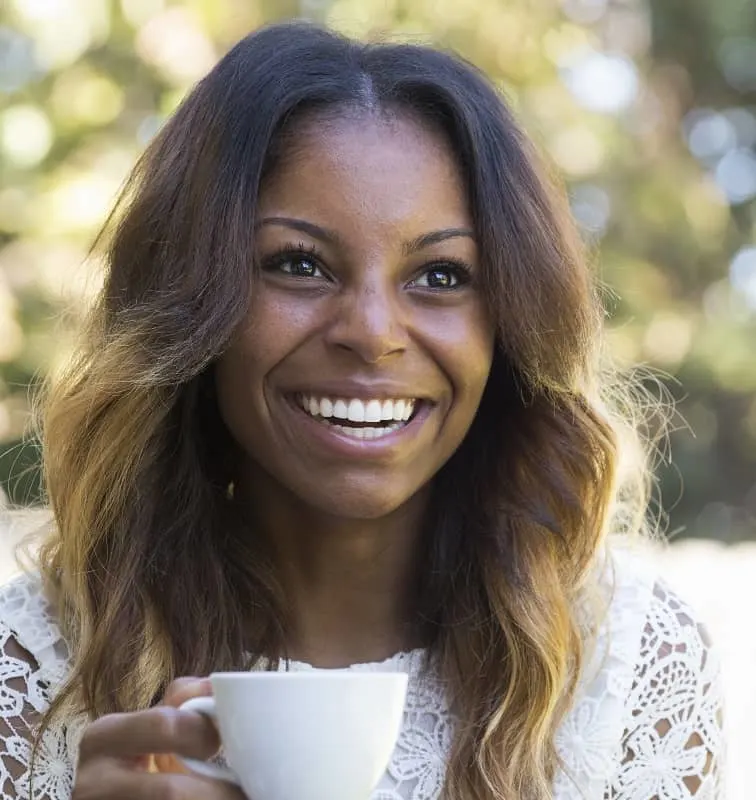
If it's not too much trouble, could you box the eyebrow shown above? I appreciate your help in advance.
[402,228,476,255]
[257,216,475,254]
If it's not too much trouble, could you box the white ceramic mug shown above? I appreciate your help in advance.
[178,671,408,800]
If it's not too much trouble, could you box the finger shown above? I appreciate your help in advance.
[156,678,218,776]
[75,761,244,800]
[144,772,246,800]
[152,751,193,776]
[158,677,220,774]
[162,676,213,708]
[79,706,220,763]
[150,773,246,800]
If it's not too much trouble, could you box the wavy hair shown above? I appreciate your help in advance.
[32,21,659,800]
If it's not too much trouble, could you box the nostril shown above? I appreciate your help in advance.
[323,303,409,362]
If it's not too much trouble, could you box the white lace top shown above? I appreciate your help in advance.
[0,543,724,799]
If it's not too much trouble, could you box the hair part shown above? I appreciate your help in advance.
[32,20,659,800]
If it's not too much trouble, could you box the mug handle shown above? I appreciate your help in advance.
[176,696,241,786]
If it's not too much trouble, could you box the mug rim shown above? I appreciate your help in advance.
[209,671,409,681]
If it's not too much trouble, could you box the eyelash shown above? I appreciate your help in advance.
[260,243,474,289]
[417,257,473,288]
[261,243,324,275]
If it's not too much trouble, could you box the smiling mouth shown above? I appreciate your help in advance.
[291,393,420,440]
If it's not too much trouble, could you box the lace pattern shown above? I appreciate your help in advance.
[0,545,725,799]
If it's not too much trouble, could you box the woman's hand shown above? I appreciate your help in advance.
[73,677,245,799]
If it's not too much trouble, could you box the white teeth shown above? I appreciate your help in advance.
[347,398,365,422]
[365,399,382,423]
[297,394,419,429]
[332,423,403,439]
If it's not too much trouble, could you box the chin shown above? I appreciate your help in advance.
[313,496,410,521]
[300,482,427,521]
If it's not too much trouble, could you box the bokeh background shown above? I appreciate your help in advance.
[0,0,753,795]
[0,0,754,540]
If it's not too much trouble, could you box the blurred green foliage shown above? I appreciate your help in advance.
[0,0,754,540]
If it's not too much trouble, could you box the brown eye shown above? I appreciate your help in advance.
[426,269,454,288]
[278,256,323,278]
[411,263,469,290]
[262,245,328,279]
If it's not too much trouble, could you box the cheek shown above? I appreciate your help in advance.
[213,322,277,432]
[214,296,322,437]
[423,307,495,403]
[218,296,312,383]
[213,350,254,445]
[214,345,279,472]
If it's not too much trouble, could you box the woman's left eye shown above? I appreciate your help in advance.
[410,264,469,290]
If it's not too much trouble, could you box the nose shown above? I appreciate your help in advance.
[324,276,409,364]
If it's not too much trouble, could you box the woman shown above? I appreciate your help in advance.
[0,20,723,800]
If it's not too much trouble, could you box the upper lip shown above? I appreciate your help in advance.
[284,381,430,401]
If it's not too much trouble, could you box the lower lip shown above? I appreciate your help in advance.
[283,397,432,457]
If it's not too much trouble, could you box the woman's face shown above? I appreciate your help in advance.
[215,112,495,519]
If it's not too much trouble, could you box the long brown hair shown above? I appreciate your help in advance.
[33,21,658,799]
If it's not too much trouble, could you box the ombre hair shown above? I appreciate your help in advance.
[31,21,660,800]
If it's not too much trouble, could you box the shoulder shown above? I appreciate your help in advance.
[0,508,71,680]
[554,538,725,797]
[0,554,80,794]
[0,570,71,688]
[601,539,720,672]
[619,576,723,749]
[584,537,722,701]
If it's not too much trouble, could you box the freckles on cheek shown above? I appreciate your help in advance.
[241,295,317,354]
[228,312,281,364]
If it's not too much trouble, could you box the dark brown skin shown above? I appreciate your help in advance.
[216,113,494,667]
[73,113,494,794]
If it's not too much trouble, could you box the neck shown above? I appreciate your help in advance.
[234,471,430,668]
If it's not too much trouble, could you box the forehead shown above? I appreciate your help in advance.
[258,112,472,232]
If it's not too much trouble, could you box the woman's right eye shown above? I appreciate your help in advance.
[263,248,327,280]
[277,255,324,278]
